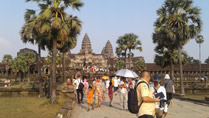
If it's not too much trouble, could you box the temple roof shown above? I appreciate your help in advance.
[80,33,93,54]
[102,40,114,58]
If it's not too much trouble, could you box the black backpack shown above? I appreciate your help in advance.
[128,81,149,114]
[78,80,84,90]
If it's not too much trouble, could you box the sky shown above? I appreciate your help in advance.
[0,0,208,63]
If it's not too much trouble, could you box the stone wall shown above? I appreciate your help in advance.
[55,86,76,118]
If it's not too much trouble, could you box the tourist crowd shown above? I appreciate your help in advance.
[73,71,175,118]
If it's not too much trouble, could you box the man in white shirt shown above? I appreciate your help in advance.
[113,77,120,93]
[150,74,168,118]
[119,77,128,110]
[73,75,84,104]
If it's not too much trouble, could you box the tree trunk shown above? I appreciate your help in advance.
[199,44,201,77]
[28,66,30,83]
[50,39,57,104]
[129,49,132,69]
[38,45,44,97]
[170,59,174,80]
[178,45,184,95]
[125,49,127,69]
[62,52,66,82]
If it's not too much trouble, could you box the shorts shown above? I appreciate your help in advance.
[114,87,119,92]
[88,98,93,104]
[166,93,173,101]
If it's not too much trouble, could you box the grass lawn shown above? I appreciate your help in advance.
[0,97,65,118]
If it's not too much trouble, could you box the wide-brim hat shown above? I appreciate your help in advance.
[164,74,170,79]
[153,74,161,82]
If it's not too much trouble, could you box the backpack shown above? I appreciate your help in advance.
[78,80,84,90]
[128,81,149,114]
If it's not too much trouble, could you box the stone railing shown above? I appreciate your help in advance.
[55,86,76,118]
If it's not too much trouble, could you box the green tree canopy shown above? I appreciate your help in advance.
[135,60,146,72]
[115,60,125,70]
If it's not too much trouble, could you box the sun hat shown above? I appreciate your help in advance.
[153,74,161,82]
[164,74,170,79]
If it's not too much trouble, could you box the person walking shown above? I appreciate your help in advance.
[87,86,94,111]
[73,75,84,104]
[106,79,110,94]
[94,77,104,107]
[163,74,175,106]
[83,78,89,97]
[136,70,160,118]
[119,77,128,110]
[113,76,120,95]
[108,82,113,107]
[151,74,168,118]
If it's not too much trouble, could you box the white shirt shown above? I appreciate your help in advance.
[73,79,83,90]
[106,80,110,88]
[113,78,119,87]
[151,85,168,112]
[119,81,128,94]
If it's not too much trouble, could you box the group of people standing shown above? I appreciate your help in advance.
[136,71,175,118]
[73,71,175,118]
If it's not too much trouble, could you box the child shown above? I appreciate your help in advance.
[87,86,94,111]
[108,82,113,107]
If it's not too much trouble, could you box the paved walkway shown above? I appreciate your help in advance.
[71,93,209,118]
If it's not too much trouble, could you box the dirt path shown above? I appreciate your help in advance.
[71,93,209,118]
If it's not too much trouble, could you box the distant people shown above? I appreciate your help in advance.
[128,78,135,89]
[73,75,84,104]
[83,78,89,97]
[94,77,104,107]
[108,82,113,107]
[151,74,168,118]
[87,86,94,111]
[119,77,128,110]
[163,74,175,106]
[113,77,120,94]
[67,79,71,88]
[137,70,160,118]
[106,79,110,93]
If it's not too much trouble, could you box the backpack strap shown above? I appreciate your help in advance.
[135,80,149,90]
[135,80,150,109]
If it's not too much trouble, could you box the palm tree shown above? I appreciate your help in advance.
[19,52,36,82]
[195,35,204,75]
[116,47,122,58]
[135,60,146,72]
[21,9,47,97]
[59,16,81,82]
[115,60,125,70]
[155,0,202,95]
[205,57,209,64]
[25,0,83,104]
[2,55,13,79]
[116,33,142,69]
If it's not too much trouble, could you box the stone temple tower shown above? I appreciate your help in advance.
[80,33,93,54]
[102,40,114,58]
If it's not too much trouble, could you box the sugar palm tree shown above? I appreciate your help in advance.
[135,60,146,72]
[2,55,13,79]
[116,33,142,69]
[19,52,36,82]
[25,0,83,104]
[195,35,204,75]
[115,60,125,70]
[155,0,202,95]
[59,16,81,82]
[116,47,122,58]
[21,9,48,97]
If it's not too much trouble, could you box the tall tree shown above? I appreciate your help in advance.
[135,60,146,72]
[2,55,13,79]
[115,60,125,70]
[155,0,202,95]
[24,0,83,104]
[19,52,36,82]
[205,57,209,64]
[195,35,204,75]
[21,8,48,97]
[116,33,142,69]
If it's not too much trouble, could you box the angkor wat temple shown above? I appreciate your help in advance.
[0,33,209,82]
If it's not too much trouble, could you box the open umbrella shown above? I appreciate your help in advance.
[115,69,138,78]
[102,76,109,80]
